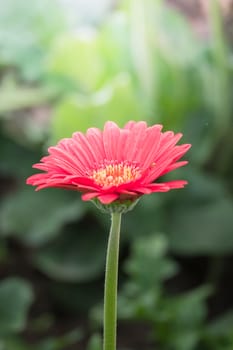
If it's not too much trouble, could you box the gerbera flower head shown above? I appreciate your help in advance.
[27,121,191,213]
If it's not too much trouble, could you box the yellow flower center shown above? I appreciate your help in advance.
[90,161,141,188]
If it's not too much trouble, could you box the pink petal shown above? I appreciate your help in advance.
[47,146,83,175]
[164,180,188,188]
[144,144,191,182]
[103,121,121,160]
[155,132,183,162]
[116,129,130,162]
[124,120,139,130]
[71,132,97,168]
[85,127,106,162]
[97,193,119,204]
[159,161,188,177]
[139,124,162,170]
[81,192,100,201]
[145,183,170,192]
[123,121,147,162]
[148,180,188,192]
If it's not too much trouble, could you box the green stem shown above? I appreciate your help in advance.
[103,212,122,350]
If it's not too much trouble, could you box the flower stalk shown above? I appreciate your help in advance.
[103,212,122,350]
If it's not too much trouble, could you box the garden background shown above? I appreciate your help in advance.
[0,0,233,349]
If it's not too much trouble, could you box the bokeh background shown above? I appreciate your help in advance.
[0,0,233,349]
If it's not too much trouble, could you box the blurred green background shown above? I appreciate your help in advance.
[0,0,233,349]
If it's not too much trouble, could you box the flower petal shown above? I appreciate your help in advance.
[81,192,100,201]
[159,160,188,177]
[139,124,162,170]
[85,127,106,163]
[103,121,121,160]
[123,121,147,162]
[148,180,188,192]
[97,193,119,204]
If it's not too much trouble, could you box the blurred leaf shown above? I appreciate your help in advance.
[125,233,178,287]
[51,280,103,312]
[152,3,203,65]
[155,61,201,130]
[154,286,211,350]
[99,12,131,76]
[123,194,165,241]
[180,111,215,165]
[0,337,32,350]
[48,31,106,92]
[169,198,233,255]
[0,186,86,246]
[165,286,211,327]
[167,167,228,204]
[117,231,210,350]
[0,76,58,113]
[86,333,102,350]
[200,63,231,137]
[127,0,157,106]
[0,238,8,263]
[117,233,178,321]
[35,225,107,282]
[125,0,203,128]
[204,309,233,349]
[165,169,233,255]
[0,277,33,335]
[0,330,82,350]
[0,134,41,177]
[207,309,233,336]
[0,0,67,78]
[168,331,201,350]
[207,0,231,133]
[48,12,132,93]
[28,313,54,333]
[35,329,83,350]
[49,73,144,143]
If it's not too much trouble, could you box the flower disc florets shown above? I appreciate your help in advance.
[89,160,141,188]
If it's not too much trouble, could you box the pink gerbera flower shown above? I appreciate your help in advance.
[26,121,191,209]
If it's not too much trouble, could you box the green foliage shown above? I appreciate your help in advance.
[86,333,102,350]
[86,334,102,350]
[50,280,103,314]
[0,76,56,114]
[1,329,82,350]
[0,278,33,336]
[50,73,144,143]
[118,234,211,350]
[48,31,107,92]
[124,234,178,289]
[166,168,233,255]
[0,0,67,79]
[0,186,86,246]
[0,134,41,176]
[169,198,233,255]
[33,329,83,350]
[35,225,106,282]
[47,12,131,91]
